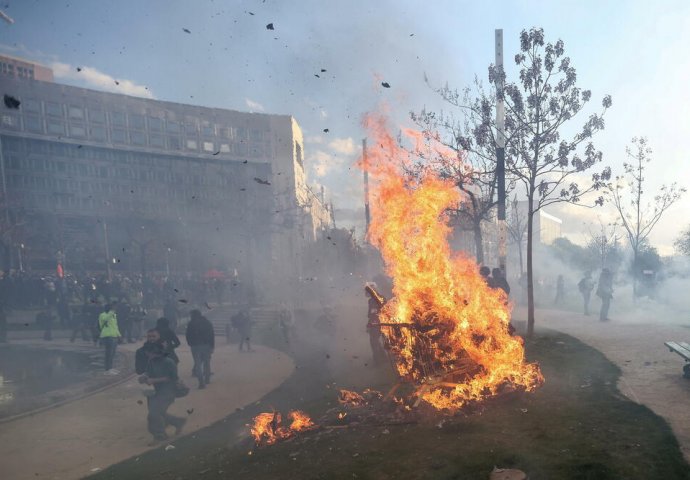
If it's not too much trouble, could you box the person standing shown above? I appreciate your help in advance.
[139,342,186,445]
[115,300,134,343]
[490,268,511,296]
[185,309,215,389]
[596,268,614,322]
[232,308,253,352]
[99,304,121,374]
[163,298,179,333]
[578,272,595,316]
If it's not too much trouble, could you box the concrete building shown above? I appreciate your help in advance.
[0,61,332,299]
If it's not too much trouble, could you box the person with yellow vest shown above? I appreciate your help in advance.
[99,303,121,375]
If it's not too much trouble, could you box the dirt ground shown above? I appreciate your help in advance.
[0,342,294,480]
[522,306,690,460]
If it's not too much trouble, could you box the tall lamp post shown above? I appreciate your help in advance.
[495,28,507,276]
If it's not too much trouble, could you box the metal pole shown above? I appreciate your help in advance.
[0,135,14,271]
[495,29,507,276]
[363,139,371,239]
[102,219,112,281]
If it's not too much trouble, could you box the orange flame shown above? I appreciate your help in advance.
[360,112,543,410]
[338,389,366,406]
[250,410,316,445]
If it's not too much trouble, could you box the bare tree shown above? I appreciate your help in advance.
[674,226,690,257]
[585,217,620,270]
[507,196,528,275]
[610,137,685,297]
[482,28,613,336]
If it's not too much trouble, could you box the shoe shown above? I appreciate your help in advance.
[174,418,187,435]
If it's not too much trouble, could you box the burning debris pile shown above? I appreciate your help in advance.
[360,113,544,411]
[250,410,316,446]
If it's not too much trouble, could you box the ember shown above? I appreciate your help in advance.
[338,389,366,406]
[250,410,316,445]
[359,113,544,411]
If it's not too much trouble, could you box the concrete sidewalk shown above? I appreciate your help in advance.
[524,307,690,460]
[0,341,294,480]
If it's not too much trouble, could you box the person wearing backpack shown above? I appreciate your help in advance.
[139,342,186,445]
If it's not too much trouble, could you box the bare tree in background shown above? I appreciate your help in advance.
[507,196,528,275]
[674,226,690,257]
[610,137,685,297]
[585,217,620,269]
[487,27,613,336]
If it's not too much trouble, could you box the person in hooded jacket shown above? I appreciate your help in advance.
[185,309,215,389]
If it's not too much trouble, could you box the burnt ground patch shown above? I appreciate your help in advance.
[94,326,690,480]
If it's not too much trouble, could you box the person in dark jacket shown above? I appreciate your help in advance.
[490,268,511,296]
[185,309,215,389]
[135,328,162,375]
[156,317,181,363]
[139,342,186,444]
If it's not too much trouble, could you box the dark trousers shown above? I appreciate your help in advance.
[583,292,591,315]
[102,336,117,370]
[600,297,611,321]
[191,345,212,387]
[147,391,183,438]
[239,331,251,351]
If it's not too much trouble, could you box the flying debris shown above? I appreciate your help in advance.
[381,82,391,88]
[3,94,20,109]
[212,150,220,155]
[266,23,274,30]
[314,74,320,78]
[323,128,329,133]
[114,80,120,85]
[253,177,271,186]
[247,11,255,15]
[321,68,327,72]
[183,28,191,34]
[77,67,82,72]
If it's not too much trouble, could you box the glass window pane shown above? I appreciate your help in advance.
[90,126,106,141]
[167,136,180,150]
[89,109,105,123]
[203,141,214,152]
[220,143,230,153]
[186,139,198,150]
[130,131,146,145]
[129,114,145,129]
[69,124,86,138]
[46,102,63,117]
[112,129,127,143]
[149,117,162,131]
[110,112,125,126]
[69,106,84,119]
[47,120,65,135]
[25,115,43,133]
[150,134,164,148]
[166,120,179,133]
[23,99,41,113]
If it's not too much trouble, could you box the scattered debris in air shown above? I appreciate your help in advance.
[323,128,329,133]
[183,28,191,34]
[3,94,20,109]
[253,177,271,186]
[381,82,391,88]
[266,23,274,30]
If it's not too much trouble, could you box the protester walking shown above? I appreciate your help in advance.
[554,275,565,305]
[185,309,215,389]
[135,328,162,375]
[596,268,614,322]
[138,342,186,445]
[98,304,121,374]
[490,268,511,296]
[232,308,253,352]
[578,272,595,316]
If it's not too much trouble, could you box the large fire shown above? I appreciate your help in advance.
[250,410,316,445]
[361,112,543,410]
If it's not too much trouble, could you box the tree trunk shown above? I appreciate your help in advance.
[518,240,524,276]
[473,221,484,265]
[526,196,535,337]
[632,246,638,301]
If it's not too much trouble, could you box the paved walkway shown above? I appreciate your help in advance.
[524,307,690,460]
[0,341,294,480]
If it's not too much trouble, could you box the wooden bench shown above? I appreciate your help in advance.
[664,341,690,378]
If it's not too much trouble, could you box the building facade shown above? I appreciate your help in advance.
[0,64,332,298]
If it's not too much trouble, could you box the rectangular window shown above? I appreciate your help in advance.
[129,114,145,129]
[89,109,105,123]
[24,115,43,133]
[110,112,126,126]
[220,143,230,153]
[203,141,214,152]
[167,136,181,150]
[130,131,146,145]
[201,124,214,136]
[90,126,106,141]
[23,99,41,113]
[46,102,63,117]
[69,124,86,138]
[166,120,180,133]
[1,114,19,129]
[186,139,198,150]
[219,127,229,138]
[69,106,84,120]
[111,129,127,143]
[184,120,198,135]
[148,117,163,131]
[47,119,65,135]
[150,134,164,148]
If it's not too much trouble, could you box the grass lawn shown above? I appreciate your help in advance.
[95,329,690,480]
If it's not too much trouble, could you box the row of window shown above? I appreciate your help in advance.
[2,114,267,156]
[0,62,34,79]
[11,97,269,142]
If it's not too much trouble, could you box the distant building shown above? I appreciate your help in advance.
[0,65,332,299]
[0,54,54,82]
